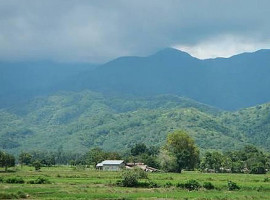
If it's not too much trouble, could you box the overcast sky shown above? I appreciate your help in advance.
[0,0,269,63]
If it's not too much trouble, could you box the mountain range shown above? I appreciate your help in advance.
[0,48,270,154]
[1,48,270,110]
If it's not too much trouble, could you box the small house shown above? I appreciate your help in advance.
[96,160,125,171]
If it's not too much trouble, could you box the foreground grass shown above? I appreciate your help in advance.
[0,166,270,199]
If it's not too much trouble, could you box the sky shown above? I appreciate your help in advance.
[0,0,270,63]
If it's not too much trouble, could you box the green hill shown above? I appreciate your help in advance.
[0,90,269,154]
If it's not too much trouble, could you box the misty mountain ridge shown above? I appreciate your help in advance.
[0,48,270,110]
[1,49,270,153]
[72,48,270,110]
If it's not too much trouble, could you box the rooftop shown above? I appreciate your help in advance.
[96,160,124,166]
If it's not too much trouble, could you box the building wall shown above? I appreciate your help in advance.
[103,163,124,171]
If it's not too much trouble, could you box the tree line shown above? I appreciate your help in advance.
[1,130,269,174]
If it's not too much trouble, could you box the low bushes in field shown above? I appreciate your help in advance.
[2,176,51,184]
[177,179,201,191]
[0,191,27,199]
[137,180,160,188]
[120,170,139,187]
[228,181,240,190]
[164,181,173,188]
[5,177,25,184]
[27,177,51,184]
[133,167,148,179]
[118,169,159,188]
[203,182,215,190]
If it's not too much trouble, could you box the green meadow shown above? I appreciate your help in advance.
[0,166,270,199]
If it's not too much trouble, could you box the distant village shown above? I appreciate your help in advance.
[96,160,160,172]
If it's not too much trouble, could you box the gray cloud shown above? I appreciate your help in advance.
[0,0,269,62]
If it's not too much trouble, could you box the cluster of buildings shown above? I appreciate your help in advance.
[96,160,160,172]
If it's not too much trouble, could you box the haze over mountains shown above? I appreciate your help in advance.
[1,48,270,110]
[1,48,270,154]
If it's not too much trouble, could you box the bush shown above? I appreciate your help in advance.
[121,170,138,187]
[228,181,240,191]
[250,165,266,174]
[203,182,215,190]
[134,167,148,179]
[263,177,269,182]
[27,177,51,184]
[16,191,27,198]
[0,191,27,199]
[0,177,3,183]
[0,192,18,199]
[164,181,173,188]
[177,179,201,191]
[5,177,25,184]
[146,181,160,188]
[32,161,42,171]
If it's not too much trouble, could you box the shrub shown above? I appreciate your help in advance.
[228,181,240,191]
[134,167,148,179]
[203,182,215,190]
[0,191,27,199]
[0,177,3,183]
[121,170,138,187]
[263,177,269,182]
[5,177,25,184]
[164,182,173,188]
[177,179,201,191]
[176,182,185,188]
[136,180,160,188]
[16,191,27,198]
[250,165,266,174]
[0,192,18,199]
[147,181,160,188]
[27,177,51,184]
[32,160,41,171]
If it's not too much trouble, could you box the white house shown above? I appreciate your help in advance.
[96,160,125,171]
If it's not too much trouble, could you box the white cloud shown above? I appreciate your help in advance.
[0,0,269,62]
[174,35,270,59]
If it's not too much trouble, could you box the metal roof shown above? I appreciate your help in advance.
[96,163,103,167]
[101,160,124,165]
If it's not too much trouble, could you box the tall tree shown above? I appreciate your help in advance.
[19,152,32,166]
[0,151,15,171]
[164,130,199,173]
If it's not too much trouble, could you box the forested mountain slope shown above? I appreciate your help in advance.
[0,90,269,155]
[0,61,97,107]
[70,48,270,110]
[221,103,270,149]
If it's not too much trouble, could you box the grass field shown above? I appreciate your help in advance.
[0,166,270,199]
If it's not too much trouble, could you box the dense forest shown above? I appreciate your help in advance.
[1,131,269,175]
[0,90,270,155]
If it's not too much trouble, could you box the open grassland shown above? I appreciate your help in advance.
[0,166,270,199]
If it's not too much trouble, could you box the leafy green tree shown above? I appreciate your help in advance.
[163,130,199,173]
[131,143,147,156]
[159,149,178,172]
[84,147,106,166]
[0,151,15,171]
[121,170,139,187]
[32,160,42,171]
[200,151,223,172]
[19,152,32,166]
[105,152,121,160]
